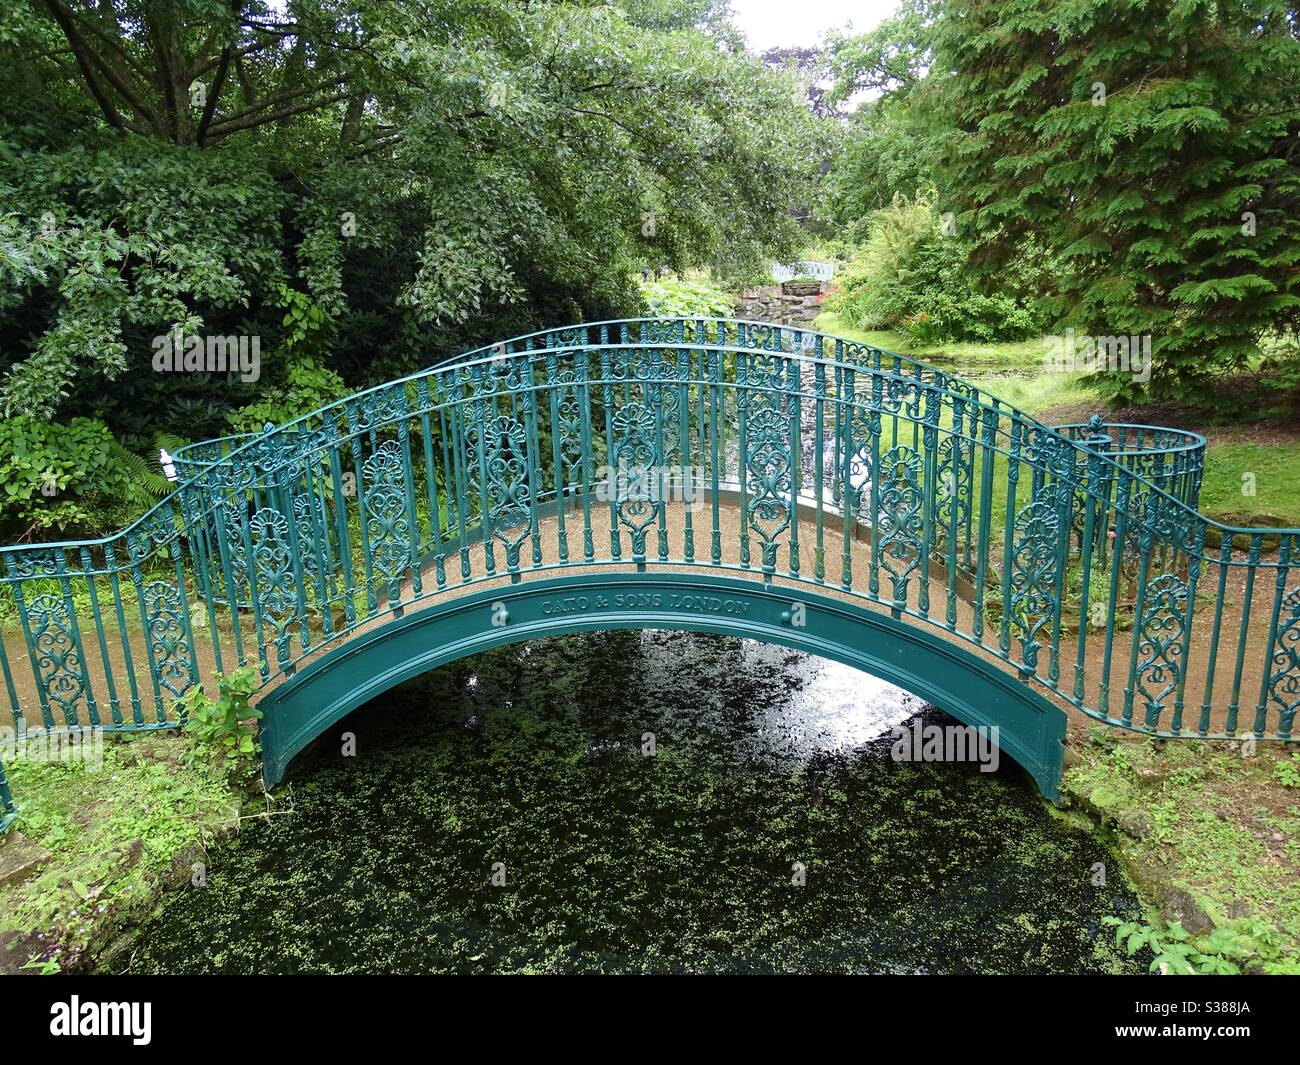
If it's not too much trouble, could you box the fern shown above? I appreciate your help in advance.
[117,448,173,505]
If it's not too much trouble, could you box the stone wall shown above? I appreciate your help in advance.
[734,282,826,326]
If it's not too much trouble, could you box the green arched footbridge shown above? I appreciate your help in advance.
[2,319,1297,825]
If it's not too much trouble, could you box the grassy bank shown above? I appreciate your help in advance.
[814,311,1099,416]
[0,732,241,973]
[1196,442,1300,530]
[1062,734,1300,974]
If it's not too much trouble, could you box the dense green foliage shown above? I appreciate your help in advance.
[825,0,1300,408]
[638,275,736,318]
[0,0,828,540]
[0,416,169,539]
[929,0,1300,406]
[822,8,942,228]
[826,193,1046,345]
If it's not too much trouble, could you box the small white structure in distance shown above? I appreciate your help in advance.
[771,260,835,283]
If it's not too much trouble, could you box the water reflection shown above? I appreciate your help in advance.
[128,630,1143,975]
[635,631,922,768]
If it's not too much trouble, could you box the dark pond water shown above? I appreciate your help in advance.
[128,630,1144,974]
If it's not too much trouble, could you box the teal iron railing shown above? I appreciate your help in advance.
[0,762,13,833]
[0,318,1295,828]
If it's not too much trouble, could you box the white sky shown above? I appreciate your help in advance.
[727,0,901,50]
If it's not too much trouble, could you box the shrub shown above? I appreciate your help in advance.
[826,192,1046,345]
[225,356,348,435]
[0,416,171,541]
[178,666,263,782]
[638,276,736,319]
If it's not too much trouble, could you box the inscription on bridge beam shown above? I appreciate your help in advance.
[540,592,751,616]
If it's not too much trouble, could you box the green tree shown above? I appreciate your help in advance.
[926,0,1300,406]
[827,191,1046,344]
[0,0,831,425]
[822,1,943,227]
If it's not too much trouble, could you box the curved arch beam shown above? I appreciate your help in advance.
[257,574,1068,800]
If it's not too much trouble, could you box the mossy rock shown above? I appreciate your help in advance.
[1202,512,1291,552]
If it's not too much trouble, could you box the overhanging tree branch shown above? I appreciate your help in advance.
[39,0,127,131]
[206,89,351,138]
[196,45,234,145]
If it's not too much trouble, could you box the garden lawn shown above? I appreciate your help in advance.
[1197,442,1300,530]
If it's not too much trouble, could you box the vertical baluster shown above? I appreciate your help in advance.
[325,441,358,626]
[345,409,381,613]
[1121,505,1158,728]
[1047,441,1074,689]
[831,354,844,510]
[55,552,98,726]
[578,351,596,562]
[678,348,695,564]
[786,347,800,578]
[709,348,722,565]
[232,500,271,683]
[813,356,826,584]
[125,538,166,717]
[396,408,423,602]
[447,387,473,583]
[958,394,975,574]
[867,375,884,599]
[521,357,543,572]
[274,456,314,656]
[546,353,569,563]
[419,378,447,589]
[944,416,961,632]
[212,483,249,664]
[1170,519,1205,735]
[1227,534,1262,733]
[1198,536,1234,734]
[6,558,53,728]
[917,386,939,620]
[164,503,201,711]
[301,447,335,639]
[971,409,998,643]
[104,544,145,722]
[80,546,121,725]
[600,347,621,561]
[651,346,669,564]
[998,422,1021,658]
[840,367,855,590]
[737,349,751,570]
[1254,538,1291,736]
[1073,429,1108,704]
[1098,476,1131,720]
[177,486,224,675]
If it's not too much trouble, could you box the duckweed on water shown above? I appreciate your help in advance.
[127,631,1145,974]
